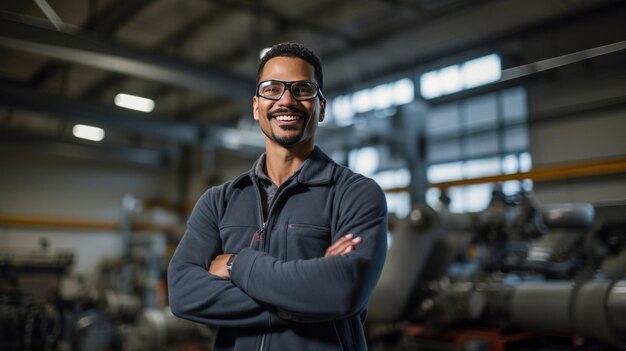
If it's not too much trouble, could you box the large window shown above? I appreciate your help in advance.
[420,54,501,99]
[347,146,412,218]
[327,62,530,215]
[425,86,531,213]
[325,78,415,127]
[324,77,416,219]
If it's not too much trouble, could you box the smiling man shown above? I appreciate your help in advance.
[168,42,388,351]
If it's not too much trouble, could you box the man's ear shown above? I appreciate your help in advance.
[252,96,260,121]
[319,98,326,122]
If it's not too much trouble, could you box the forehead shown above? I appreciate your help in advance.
[260,56,316,83]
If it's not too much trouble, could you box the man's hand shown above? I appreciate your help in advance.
[209,253,234,279]
[210,235,360,279]
[325,234,362,257]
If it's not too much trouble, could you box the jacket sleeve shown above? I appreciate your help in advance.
[229,177,388,322]
[168,189,288,327]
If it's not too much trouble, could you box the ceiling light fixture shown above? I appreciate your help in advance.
[72,124,105,142]
[114,93,155,113]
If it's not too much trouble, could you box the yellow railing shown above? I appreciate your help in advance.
[2,156,625,231]
[387,155,626,192]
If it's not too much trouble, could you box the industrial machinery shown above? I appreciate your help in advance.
[0,241,74,351]
[0,240,214,351]
[0,195,214,351]
[367,190,626,351]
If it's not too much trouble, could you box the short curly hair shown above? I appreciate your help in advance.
[256,42,324,92]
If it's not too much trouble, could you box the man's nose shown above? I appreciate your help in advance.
[277,87,297,105]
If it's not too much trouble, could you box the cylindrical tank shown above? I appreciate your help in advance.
[510,281,573,331]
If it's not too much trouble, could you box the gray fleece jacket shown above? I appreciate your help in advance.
[168,146,388,351]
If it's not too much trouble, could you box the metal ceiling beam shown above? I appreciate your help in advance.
[0,18,252,100]
[29,0,152,87]
[0,129,170,167]
[0,78,199,143]
[86,0,152,33]
[205,0,356,43]
[323,0,626,94]
[0,78,266,153]
[80,6,230,101]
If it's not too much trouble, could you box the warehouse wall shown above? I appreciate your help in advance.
[527,63,626,205]
[0,147,177,279]
[0,149,177,219]
[530,109,626,204]
[0,145,262,279]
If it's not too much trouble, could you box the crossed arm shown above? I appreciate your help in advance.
[168,179,387,326]
[209,233,362,279]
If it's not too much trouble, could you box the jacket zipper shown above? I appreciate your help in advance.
[251,179,267,351]
[252,174,299,351]
[251,221,267,249]
[252,175,297,251]
[251,180,267,250]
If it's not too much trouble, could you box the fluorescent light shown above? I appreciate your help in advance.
[72,124,105,141]
[114,93,155,112]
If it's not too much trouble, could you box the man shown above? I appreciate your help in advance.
[168,42,388,351]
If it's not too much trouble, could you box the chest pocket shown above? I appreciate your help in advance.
[286,223,331,260]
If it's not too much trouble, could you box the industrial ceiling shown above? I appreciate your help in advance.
[1,0,625,166]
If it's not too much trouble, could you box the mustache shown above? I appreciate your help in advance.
[268,107,307,118]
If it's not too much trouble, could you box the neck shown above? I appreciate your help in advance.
[264,141,314,186]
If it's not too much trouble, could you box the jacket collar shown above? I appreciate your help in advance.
[296,146,335,185]
[232,146,335,187]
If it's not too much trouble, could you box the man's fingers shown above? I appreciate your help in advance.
[342,245,353,255]
[324,234,353,255]
[335,233,353,245]
[325,235,362,257]
[331,234,355,250]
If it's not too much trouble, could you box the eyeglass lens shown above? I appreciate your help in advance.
[258,81,318,101]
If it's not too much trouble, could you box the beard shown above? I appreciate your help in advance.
[264,107,310,147]
[269,127,306,147]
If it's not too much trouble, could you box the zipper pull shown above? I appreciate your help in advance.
[253,222,266,241]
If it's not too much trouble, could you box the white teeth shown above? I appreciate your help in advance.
[275,115,301,121]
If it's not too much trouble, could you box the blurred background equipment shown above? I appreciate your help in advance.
[0,241,73,351]
[368,189,626,351]
[0,195,214,351]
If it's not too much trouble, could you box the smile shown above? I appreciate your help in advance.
[274,115,302,121]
